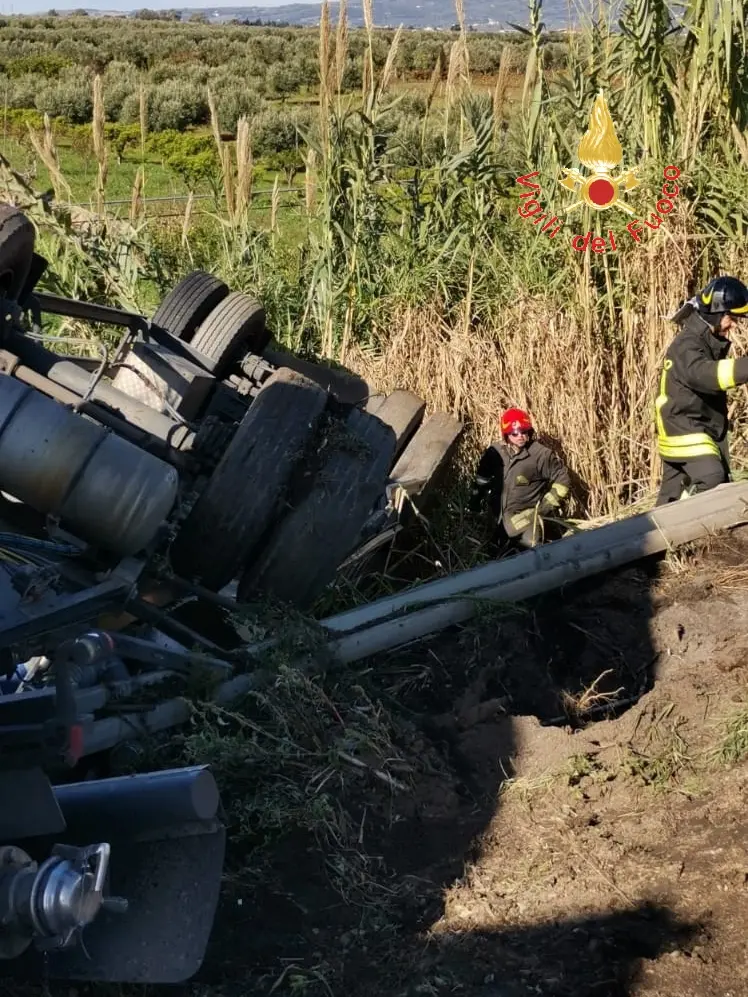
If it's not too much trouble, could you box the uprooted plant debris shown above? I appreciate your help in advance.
[10,528,748,997]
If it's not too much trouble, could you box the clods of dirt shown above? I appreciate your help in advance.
[24,526,748,997]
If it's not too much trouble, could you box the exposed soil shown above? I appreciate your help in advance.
[11,526,748,997]
[173,525,748,997]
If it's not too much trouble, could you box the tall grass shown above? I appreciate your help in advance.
[254,0,748,516]
[6,0,748,519]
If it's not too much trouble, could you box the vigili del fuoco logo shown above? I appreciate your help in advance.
[515,91,682,254]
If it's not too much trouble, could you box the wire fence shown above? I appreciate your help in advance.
[50,165,599,235]
[59,166,532,212]
[57,184,307,227]
[62,188,302,209]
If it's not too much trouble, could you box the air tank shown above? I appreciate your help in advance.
[0,374,178,556]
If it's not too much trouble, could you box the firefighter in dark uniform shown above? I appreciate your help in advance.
[469,407,572,549]
[656,275,748,505]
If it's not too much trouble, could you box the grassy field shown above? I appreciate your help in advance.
[0,126,305,211]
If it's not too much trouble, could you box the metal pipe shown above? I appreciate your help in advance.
[53,765,220,838]
[319,481,748,635]
[33,293,147,330]
[12,365,187,466]
[110,631,232,673]
[82,699,192,756]
[31,293,225,373]
[8,335,194,451]
[72,484,748,756]
[124,598,226,654]
[72,671,180,715]
[162,573,244,612]
[229,481,748,671]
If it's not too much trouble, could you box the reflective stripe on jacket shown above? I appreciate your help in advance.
[656,312,748,460]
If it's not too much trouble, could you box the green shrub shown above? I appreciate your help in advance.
[213,84,264,133]
[147,79,208,131]
[35,78,92,123]
[251,107,311,156]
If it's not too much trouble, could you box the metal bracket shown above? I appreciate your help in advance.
[0,578,132,650]
[31,293,218,376]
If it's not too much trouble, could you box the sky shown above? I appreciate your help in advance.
[2,0,306,13]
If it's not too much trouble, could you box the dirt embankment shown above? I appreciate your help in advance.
[22,527,748,997]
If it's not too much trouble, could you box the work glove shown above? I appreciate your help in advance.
[538,489,564,519]
[538,498,556,518]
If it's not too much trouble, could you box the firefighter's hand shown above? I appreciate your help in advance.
[539,491,563,519]
[538,499,555,518]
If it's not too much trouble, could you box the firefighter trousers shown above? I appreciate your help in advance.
[494,515,565,551]
[655,451,730,506]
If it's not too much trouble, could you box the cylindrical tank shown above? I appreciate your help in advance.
[0,374,178,556]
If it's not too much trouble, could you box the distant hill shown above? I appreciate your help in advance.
[73,0,585,31]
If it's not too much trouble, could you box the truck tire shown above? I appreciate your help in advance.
[0,204,35,301]
[152,271,229,343]
[237,407,396,609]
[190,292,269,378]
[169,368,328,591]
[371,390,426,465]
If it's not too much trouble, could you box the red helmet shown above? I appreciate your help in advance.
[500,408,533,436]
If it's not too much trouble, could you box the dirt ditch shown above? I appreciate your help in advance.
[12,527,748,997]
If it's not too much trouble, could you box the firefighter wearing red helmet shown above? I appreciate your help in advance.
[469,407,572,549]
[656,275,748,504]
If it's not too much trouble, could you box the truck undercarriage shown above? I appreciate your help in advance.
[0,202,463,983]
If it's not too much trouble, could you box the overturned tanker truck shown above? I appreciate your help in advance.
[0,203,463,983]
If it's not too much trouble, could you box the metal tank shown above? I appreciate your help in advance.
[0,374,178,556]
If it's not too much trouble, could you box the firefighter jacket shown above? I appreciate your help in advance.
[656,311,748,461]
[470,437,571,536]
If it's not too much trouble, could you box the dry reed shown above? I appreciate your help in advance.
[343,228,733,518]
[235,116,254,219]
[318,0,332,152]
[92,74,107,216]
[207,89,233,222]
[304,147,317,216]
[334,0,349,96]
[129,166,144,224]
[182,190,194,250]
[139,82,148,161]
[27,114,71,202]
[362,0,374,105]
[376,25,403,102]
[269,175,280,237]
[492,46,511,147]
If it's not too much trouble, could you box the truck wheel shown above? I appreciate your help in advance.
[370,390,426,465]
[0,204,35,301]
[169,368,328,591]
[190,292,269,378]
[152,271,229,343]
[237,407,396,609]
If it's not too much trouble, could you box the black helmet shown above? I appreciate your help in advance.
[697,276,748,317]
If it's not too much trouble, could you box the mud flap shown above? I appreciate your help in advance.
[43,818,226,983]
